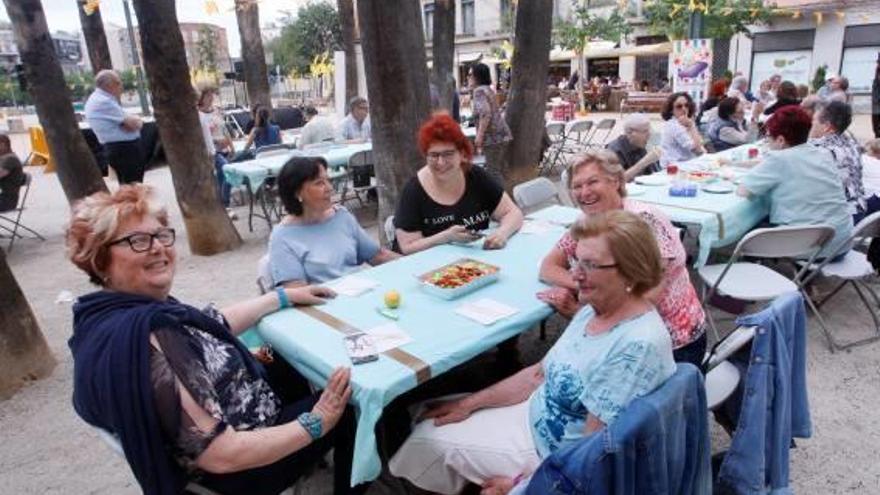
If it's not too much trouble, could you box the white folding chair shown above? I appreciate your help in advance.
[256,253,273,295]
[798,211,880,351]
[564,119,593,151]
[698,224,834,343]
[585,118,616,148]
[0,173,45,251]
[512,177,561,213]
[539,121,567,176]
[384,215,396,247]
[703,325,757,410]
[341,150,376,207]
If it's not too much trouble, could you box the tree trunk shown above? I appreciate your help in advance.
[504,0,553,189]
[3,0,108,203]
[235,0,272,110]
[357,0,431,244]
[431,0,455,114]
[337,0,359,103]
[0,250,56,400]
[132,0,242,255]
[77,0,112,73]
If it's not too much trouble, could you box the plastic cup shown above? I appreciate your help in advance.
[667,164,679,176]
[748,148,759,159]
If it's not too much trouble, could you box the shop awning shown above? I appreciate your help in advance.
[550,41,672,61]
[458,52,483,63]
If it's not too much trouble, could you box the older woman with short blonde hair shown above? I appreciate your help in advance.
[539,150,707,367]
[390,210,676,495]
[66,184,368,495]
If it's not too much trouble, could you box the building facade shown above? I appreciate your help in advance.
[178,23,232,73]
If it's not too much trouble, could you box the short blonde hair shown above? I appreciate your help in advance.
[66,184,168,285]
[570,210,662,297]
[566,150,627,198]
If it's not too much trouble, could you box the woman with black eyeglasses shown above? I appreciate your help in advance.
[65,184,368,495]
[659,92,706,168]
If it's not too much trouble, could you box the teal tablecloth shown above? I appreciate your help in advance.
[257,224,562,485]
[224,142,372,190]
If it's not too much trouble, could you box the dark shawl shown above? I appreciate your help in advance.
[69,290,263,495]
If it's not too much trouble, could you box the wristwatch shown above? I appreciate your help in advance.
[297,411,323,440]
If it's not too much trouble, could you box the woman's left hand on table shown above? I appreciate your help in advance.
[288,285,337,306]
[482,232,507,250]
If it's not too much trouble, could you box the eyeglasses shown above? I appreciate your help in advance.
[108,227,176,253]
[426,150,459,162]
[568,256,617,274]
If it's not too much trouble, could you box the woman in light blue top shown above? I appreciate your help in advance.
[389,210,676,495]
[269,157,399,286]
[659,92,706,168]
[738,105,853,259]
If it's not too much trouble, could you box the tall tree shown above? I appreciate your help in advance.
[357,0,431,242]
[431,0,455,114]
[77,0,112,73]
[132,0,242,255]
[337,0,358,102]
[0,250,56,400]
[3,0,107,202]
[235,0,272,110]
[504,0,554,189]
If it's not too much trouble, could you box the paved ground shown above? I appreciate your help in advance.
[2,114,880,494]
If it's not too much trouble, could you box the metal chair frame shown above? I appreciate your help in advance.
[0,173,45,251]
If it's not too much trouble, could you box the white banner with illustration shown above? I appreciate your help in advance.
[750,50,812,93]
[669,39,713,107]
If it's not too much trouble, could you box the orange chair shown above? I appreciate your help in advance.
[27,126,55,172]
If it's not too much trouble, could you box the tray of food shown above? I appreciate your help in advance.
[418,258,500,300]
[687,170,718,183]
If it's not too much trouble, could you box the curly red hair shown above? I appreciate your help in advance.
[710,79,729,99]
[418,112,474,171]
[765,105,812,146]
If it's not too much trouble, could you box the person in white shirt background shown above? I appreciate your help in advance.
[299,106,337,148]
[860,139,880,218]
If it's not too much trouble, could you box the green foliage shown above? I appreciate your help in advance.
[554,3,632,54]
[643,0,774,40]
[269,1,342,74]
[65,72,95,101]
[196,26,219,72]
[119,68,138,92]
[812,64,827,92]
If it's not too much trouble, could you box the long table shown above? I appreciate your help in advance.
[256,222,561,485]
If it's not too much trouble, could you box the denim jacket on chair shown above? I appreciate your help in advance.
[716,291,811,495]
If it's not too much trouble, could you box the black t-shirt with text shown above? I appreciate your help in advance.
[394,166,504,238]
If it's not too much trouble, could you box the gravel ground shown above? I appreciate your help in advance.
[2,114,879,494]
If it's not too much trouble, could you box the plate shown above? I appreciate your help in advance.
[626,184,647,196]
[634,174,670,186]
[419,258,500,300]
[702,183,734,194]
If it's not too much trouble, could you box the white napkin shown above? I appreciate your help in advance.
[329,275,380,297]
[364,323,413,352]
[520,219,554,235]
[455,298,520,326]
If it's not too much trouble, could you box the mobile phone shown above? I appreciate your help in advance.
[467,228,485,238]
[343,333,379,365]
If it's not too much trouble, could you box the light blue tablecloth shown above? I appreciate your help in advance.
[257,225,562,485]
[224,142,371,190]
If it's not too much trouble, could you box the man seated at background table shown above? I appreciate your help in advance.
[0,134,24,212]
[605,113,661,180]
[737,105,853,260]
[337,96,371,143]
[299,106,337,148]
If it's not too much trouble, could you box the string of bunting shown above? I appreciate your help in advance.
[643,0,865,23]
[81,0,101,16]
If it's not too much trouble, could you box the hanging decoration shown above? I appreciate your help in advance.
[204,0,219,15]
[814,11,823,24]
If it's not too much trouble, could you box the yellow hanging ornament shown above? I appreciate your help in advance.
[82,0,100,15]
[670,3,683,18]
[204,0,219,15]
[815,11,823,24]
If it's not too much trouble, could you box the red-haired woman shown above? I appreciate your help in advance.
[393,113,523,254]
[737,106,853,259]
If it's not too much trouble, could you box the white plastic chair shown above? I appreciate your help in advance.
[798,211,880,350]
[563,119,593,151]
[512,177,561,213]
[586,118,616,148]
[698,224,834,342]
[539,121,567,175]
[341,150,376,207]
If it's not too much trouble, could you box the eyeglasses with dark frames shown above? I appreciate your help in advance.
[108,227,176,253]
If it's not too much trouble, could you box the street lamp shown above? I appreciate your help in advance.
[122,0,151,116]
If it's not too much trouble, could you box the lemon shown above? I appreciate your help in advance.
[384,290,401,309]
